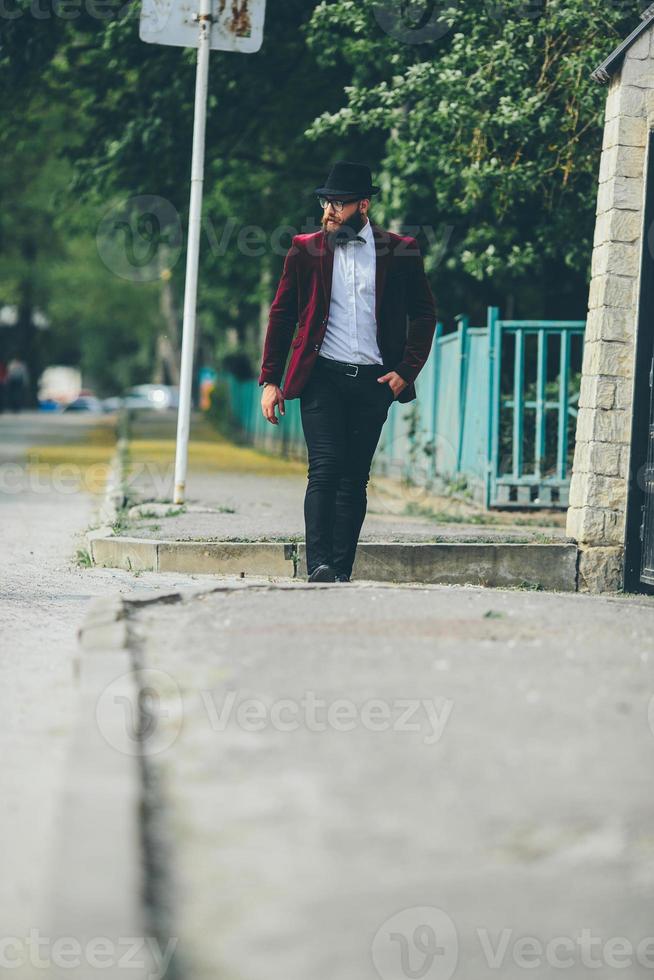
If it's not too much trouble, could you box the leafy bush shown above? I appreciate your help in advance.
[205,378,247,444]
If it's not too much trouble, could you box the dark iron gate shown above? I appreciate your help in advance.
[624,129,654,594]
[640,389,654,584]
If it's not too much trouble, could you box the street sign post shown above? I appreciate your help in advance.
[139,0,266,504]
[140,0,266,54]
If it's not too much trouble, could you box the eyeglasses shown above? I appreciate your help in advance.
[318,197,359,212]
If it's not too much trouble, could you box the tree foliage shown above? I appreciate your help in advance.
[0,0,647,393]
[305,0,644,318]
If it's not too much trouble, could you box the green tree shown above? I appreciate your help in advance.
[305,0,644,323]
[1,0,642,394]
[0,96,74,402]
[2,0,379,382]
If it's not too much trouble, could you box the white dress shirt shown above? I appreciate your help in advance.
[319,217,384,365]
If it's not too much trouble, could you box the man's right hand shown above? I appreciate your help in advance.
[261,384,285,425]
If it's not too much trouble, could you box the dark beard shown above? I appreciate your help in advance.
[323,209,367,246]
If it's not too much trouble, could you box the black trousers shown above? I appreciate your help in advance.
[300,356,395,577]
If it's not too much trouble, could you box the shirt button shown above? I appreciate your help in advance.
[314,344,320,351]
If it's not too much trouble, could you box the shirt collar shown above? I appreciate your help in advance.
[359,218,373,245]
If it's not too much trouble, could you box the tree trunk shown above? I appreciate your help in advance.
[154,246,181,385]
[258,252,273,351]
[17,239,39,407]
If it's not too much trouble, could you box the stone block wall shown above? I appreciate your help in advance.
[566,28,654,591]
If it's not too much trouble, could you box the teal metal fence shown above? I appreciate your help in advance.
[212,307,584,509]
[485,307,585,508]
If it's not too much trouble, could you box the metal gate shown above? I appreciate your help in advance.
[486,308,585,508]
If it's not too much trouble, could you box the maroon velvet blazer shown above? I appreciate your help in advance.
[258,222,437,404]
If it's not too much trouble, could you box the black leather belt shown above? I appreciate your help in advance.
[315,355,386,378]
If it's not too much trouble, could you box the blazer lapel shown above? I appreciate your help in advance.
[319,230,335,313]
[371,222,392,322]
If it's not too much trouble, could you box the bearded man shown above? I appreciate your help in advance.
[259,161,437,583]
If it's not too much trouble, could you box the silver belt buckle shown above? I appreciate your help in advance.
[345,363,359,377]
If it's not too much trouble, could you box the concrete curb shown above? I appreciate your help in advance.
[96,432,129,527]
[299,541,579,591]
[89,532,579,591]
[88,527,159,572]
[48,595,155,979]
[84,416,130,562]
[88,528,297,577]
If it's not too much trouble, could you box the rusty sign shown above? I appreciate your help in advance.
[140,0,266,53]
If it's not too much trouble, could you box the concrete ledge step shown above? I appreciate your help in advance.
[158,541,293,576]
[299,542,578,591]
[89,531,295,577]
[89,530,578,590]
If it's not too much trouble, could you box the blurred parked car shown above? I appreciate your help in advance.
[102,385,179,413]
[130,384,179,409]
[62,395,104,413]
[37,365,82,407]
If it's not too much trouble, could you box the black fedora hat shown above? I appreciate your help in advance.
[314,160,380,198]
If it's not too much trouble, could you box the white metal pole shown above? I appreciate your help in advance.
[173,0,212,504]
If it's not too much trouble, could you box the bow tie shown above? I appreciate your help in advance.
[335,234,366,247]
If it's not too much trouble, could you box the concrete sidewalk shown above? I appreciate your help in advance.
[89,411,580,591]
[124,576,654,980]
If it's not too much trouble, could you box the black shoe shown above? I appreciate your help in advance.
[307,563,337,583]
